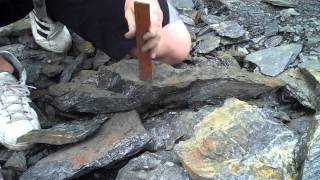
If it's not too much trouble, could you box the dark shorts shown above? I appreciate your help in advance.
[0,0,179,59]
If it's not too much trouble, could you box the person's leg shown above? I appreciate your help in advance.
[0,56,14,73]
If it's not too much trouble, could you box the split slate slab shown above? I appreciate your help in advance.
[20,111,151,180]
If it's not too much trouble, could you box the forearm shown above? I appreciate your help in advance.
[0,0,33,27]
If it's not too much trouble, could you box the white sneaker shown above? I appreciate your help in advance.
[29,10,72,53]
[0,51,41,150]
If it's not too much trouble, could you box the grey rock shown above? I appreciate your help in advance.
[20,111,151,179]
[116,151,190,180]
[172,0,194,10]
[92,50,111,70]
[196,34,221,54]
[72,33,95,54]
[200,14,224,25]
[210,21,246,39]
[17,115,108,145]
[280,8,300,20]
[0,149,13,163]
[245,44,303,76]
[264,35,283,48]
[144,106,214,151]
[0,18,30,37]
[0,166,2,180]
[175,98,299,179]
[280,69,318,110]
[264,21,279,37]
[60,53,87,83]
[4,152,27,171]
[262,0,298,7]
[302,113,320,180]
[50,60,283,114]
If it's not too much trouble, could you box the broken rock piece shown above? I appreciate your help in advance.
[210,21,246,39]
[4,152,27,171]
[51,60,283,114]
[17,115,108,145]
[116,151,190,180]
[20,111,151,179]
[175,98,299,180]
[262,0,298,7]
[245,43,302,76]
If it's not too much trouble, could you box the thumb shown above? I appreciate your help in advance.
[124,11,136,39]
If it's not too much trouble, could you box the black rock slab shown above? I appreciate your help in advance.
[17,115,108,145]
[116,151,190,180]
[60,53,87,83]
[4,152,27,171]
[50,60,284,114]
[20,111,151,179]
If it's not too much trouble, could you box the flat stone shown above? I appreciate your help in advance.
[50,60,283,114]
[280,69,318,110]
[72,33,95,54]
[17,115,108,145]
[201,14,224,25]
[4,151,27,171]
[196,34,221,54]
[302,113,320,180]
[245,44,303,76]
[210,21,246,39]
[116,151,190,180]
[299,56,320,84]
[0,166,3,180]
[20,111,151,179]
[172,0,194,10]
[262,0,298,7]
[144,106,214,151]
[175,99,299,180]
[0,18,30,37]
[92,50,111,70]
[0,149,13,163]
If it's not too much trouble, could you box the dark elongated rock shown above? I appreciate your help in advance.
[4,152,27,171]
[0,149,13,163]
[50,60,283,114]
[210,21,246,39]
[116,152,190,180]
[0,166,2,180]
[0,18,30,37]
[175,99,299,179]
[144,106,214,151]
[17,115,108,145]
[60,53,87,83]
[20,111,151,179]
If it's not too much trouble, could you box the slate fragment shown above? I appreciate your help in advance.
[4,152,27,171]
[20,111,151,179]
[262,0,298,7]
[60,53,87,83]
[116,151,190,180]
[196,34,221,54]
[210,21,246,39]
[17,115,108,145]
[175,99,299,179]
[51,60,283,114]
[245,44,303,76]
[0,18,30,37]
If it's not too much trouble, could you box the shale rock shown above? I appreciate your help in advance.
[4,152,27,171]
[172,0,194,10]
[302,113,320,180]
[196,34,221,54]
[20,111,151,179]
[280,69,318,110]
[116,151,190,180]
[245,44,303,76]
[0,166,2,180]
[144,106,214,151]
[0,18,30,37]
[175,99,299,180]
[262,0,298,7]
[17,115,108,145]
[210,21,246,39]
[50,60,283,114]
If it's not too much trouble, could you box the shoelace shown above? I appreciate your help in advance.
[0,81,36,123]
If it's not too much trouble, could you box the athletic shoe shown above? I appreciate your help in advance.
[0,51,41,150]
[29,10,72,53]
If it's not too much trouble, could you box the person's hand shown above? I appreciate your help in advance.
[124,0,163,59]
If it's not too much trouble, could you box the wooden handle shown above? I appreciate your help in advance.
[134,1,152,81]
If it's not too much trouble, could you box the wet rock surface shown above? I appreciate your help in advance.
[175,99,299,179]
[0,0,319,179]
